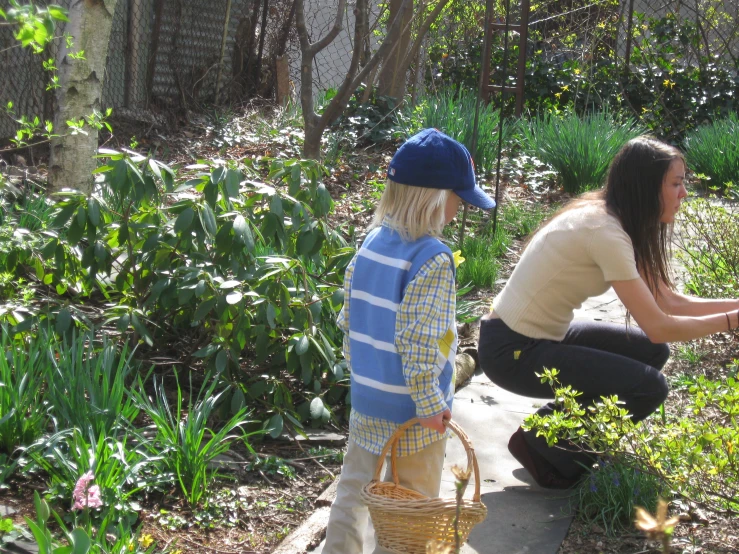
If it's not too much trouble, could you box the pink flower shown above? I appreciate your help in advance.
[72,471,104,510]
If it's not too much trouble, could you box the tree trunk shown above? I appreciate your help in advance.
[296,0,414,159]
[377,0,413,100]
[49,0,119,195]
[303,120,324,160]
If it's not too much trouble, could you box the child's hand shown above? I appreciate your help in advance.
[418,409,451,434]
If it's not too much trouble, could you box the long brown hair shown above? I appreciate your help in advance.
[604,136,684,295]
[527,136,684,296]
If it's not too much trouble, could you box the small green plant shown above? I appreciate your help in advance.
[684,113,739,195]
[674,343,703,365]
[43,332,140,438]
[576,458,665,535]
[133,374,257,506]
[0,326,48,458]
[521,110,644,193]
[456,228,508,289]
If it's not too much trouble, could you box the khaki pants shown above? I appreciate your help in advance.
[323,438,447,554]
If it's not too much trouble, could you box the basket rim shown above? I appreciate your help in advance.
[369,418,483,503]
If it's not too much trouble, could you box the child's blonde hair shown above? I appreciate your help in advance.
[370,179,451,242]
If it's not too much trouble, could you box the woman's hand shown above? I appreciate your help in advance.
[418,409,452,434]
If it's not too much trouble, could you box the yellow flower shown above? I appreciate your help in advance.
[561,85,569,91]
[574,68,581,75]
[452,250,465,268]
[139,535,154,548]
[128,543,135,552]
[554,92,562,99]
[663,79,675,88]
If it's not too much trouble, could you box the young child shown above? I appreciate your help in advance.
[322,128,496,553]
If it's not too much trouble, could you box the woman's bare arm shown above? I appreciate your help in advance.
[612,277,736,343]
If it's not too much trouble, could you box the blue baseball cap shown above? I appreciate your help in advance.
[387,128,496,210]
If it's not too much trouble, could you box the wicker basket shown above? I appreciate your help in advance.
[360,418,488,554]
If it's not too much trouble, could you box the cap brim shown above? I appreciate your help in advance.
[456,185,496,210]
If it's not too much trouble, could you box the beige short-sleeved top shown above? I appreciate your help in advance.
[492,202,640,341]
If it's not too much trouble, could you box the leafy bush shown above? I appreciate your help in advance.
[526,369,739,514]
[521,110,644,194]
[403,87,512,177]
[675,199,739,298]
[684,113,739,194]
[3,152,351,431]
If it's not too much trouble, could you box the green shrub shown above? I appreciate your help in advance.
[684,113,739,194]
[526,369,739,514]
[521,110,644,194]
[675,198,739,298]
[4,152,351,431]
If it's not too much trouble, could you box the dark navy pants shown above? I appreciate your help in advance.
[478,317,670,479]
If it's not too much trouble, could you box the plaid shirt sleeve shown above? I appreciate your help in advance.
[395,253,456,419]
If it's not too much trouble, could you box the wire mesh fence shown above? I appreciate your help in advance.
[1,0,737,140]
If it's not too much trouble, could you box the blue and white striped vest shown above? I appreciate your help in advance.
[347,226,457,423]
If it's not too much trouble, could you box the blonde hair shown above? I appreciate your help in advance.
[370,179,451,241]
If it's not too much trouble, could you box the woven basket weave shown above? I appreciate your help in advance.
[360,418,488,554]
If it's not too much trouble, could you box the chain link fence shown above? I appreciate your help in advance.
[1,0,738,140]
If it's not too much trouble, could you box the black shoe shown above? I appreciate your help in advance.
[507,428,579,489]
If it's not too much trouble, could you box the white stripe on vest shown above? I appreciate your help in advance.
[357,248,412,270]
[351,289,399,312]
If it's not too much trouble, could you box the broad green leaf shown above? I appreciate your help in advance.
[231,387,246,413]
[194,343,218,358]
[216,349,228,373]
[48,6,70,21]
[193,298,216,321]
[225,169,241,197]
[233,214,255,251]
[200,203,217,236]
[220,280,241,289]
[295,334,309,355]
[68,528,91,554]
[117,313,130,332]
[211,166,226,184]
[265,414,284,439]
[174,207,195,233]
[270,194,284,219]
[310,397,325,420]
[87,197,100,226]
[55,308,71,334]
[226,291,243,304]
[51,204,75,228]
[266,303,276,328]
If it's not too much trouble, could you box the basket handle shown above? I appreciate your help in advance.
[371,418,482,503]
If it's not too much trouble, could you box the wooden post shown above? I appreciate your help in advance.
[215,0,234,104]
